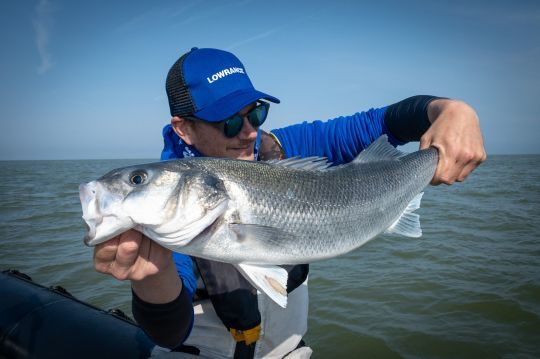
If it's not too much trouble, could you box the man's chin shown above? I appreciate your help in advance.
[228,147,255,160]
[239,154,255,161]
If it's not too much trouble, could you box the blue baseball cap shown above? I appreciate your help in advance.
[166,47,280,122]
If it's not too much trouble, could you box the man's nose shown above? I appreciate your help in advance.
[238,117,258,139]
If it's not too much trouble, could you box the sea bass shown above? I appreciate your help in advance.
[79,136,438,307]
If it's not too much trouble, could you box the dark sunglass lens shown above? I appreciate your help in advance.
[249,103,269,127]
[223,115,243,138]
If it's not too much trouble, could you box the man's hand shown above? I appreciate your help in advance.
[420,99,487,185]
[94,229,182,304]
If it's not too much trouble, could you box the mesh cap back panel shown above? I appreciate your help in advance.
[166,52,196,117]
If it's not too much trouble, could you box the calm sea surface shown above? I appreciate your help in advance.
[0,156,539,358]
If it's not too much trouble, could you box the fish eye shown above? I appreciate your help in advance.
[129,171,147,185]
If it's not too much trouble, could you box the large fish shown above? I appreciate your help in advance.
[80,136,438,307]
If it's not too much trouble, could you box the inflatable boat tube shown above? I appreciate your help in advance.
[0,269,155,359]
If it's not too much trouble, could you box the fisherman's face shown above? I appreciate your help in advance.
[172,103,259,161]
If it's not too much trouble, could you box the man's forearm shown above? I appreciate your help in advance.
[384,95,444,142]
[131,262,192,348]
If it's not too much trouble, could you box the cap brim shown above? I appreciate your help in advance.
[194,88,280,122]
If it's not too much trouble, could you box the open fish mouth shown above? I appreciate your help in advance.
[82,216,102,246]
[82,220,95,245]
[79,181,133,246]
[79,181,101,245]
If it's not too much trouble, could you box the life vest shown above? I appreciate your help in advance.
[183,259,309,358]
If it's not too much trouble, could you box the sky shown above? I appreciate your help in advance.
[1,0,539,160]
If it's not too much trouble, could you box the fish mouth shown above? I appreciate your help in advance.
[83,216,135,247]
[82,220,96,245]
[79,182,98,245]
[82,216,105,246]
[81,213,134,247]
[79,181,133,246]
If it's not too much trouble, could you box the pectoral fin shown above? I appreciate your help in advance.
[236,263,288,308]
[229,223,298,248]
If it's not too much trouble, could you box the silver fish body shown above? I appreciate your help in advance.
[80,136,438,266]
[80,136,438,306]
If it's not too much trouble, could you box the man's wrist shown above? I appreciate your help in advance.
[132,277,192,349]
[131,260,182,304]
[427,98,457,123]
[384,95,445,142]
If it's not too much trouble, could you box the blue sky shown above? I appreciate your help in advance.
[1,0,539,159]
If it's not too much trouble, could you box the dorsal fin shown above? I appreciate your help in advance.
[353,135,406,163]
[265,156,332,171]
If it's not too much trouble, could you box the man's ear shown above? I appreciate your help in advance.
[171,116,196,145]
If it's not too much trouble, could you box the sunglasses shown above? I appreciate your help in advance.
[189,101,270,138]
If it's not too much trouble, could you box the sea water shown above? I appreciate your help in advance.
[0,156,539,358]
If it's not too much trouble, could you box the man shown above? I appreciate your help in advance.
[94,47,486,358]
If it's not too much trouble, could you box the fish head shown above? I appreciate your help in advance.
[80,161,229,248]
[79,163,182,246]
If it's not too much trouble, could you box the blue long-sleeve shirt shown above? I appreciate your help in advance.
[271,107,404,164]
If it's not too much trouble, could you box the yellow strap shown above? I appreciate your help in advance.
[229,325,261,345]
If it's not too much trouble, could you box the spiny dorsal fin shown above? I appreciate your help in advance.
[353,135,406,164]
[265,156,332,171]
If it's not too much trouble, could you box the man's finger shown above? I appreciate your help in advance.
[115,232,143,268]
[456,160,482,182]
[130,235,154,281]
[93,237,120,273]
[431,156,463,185]
[426,142,456,185]
[419,135,432,150]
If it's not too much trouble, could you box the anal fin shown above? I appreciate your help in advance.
[384,192,424,238]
